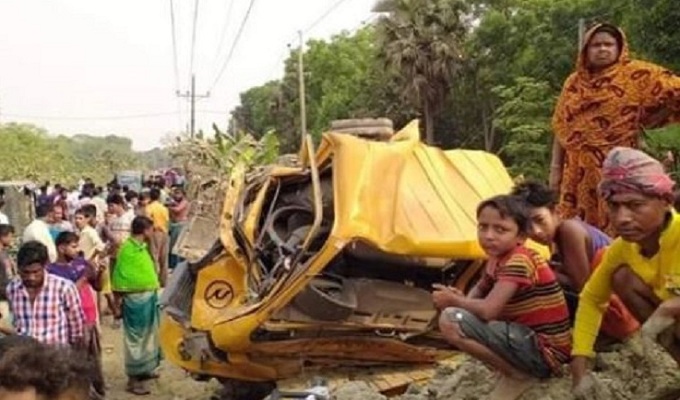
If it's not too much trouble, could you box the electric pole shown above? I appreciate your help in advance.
[298,30,307,147]
[177,74,210,138]
[578,18,586,49]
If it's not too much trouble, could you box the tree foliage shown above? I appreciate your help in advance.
[168,124,280,195]
[376,0,469,144]
[0,123,146,185]
[230,0,680,180]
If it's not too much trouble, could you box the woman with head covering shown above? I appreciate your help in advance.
[551,23,680,233]
[571,147,680,397]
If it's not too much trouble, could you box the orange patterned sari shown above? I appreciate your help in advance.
[553,24,680,232]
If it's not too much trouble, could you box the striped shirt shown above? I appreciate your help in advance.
[477,245,572,372]
[6,273,84,346]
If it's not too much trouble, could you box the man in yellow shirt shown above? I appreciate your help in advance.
[145,188,169,287]
[571,147,680,397]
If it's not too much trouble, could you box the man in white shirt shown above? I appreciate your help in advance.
[22,204,57,263]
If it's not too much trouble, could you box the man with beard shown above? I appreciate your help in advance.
[6,241,84,347]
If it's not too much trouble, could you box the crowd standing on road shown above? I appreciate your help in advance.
[0,174,189,399]
[2,21,680,400]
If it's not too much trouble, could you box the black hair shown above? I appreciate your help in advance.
[55,231,79,247]
[0,224,15,238]
[131,216,154,235]
[0,335,39,357]
[122,185,129,192]
[80,185,94,198]
[0,339,93,397]
[76,204,97,220]
[106,193,125,206]
[35,203,51,219]
[16,241,49,269]
[476,195,531,234]
[511,181,558,209]
[149,188,161,201]
[125,190,139,203]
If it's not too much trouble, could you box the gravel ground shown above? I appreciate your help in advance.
[101,320,219,400]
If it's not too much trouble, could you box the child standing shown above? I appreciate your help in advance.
[48,231,105,398]
[434,195,572,400]
[76,205,116,325]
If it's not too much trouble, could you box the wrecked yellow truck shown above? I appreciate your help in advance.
[160,121,546,398]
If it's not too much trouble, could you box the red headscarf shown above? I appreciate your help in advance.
[599,147,675,199]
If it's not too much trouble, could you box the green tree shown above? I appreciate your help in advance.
[493,77,555,181]
[232,27,413,153]
[0,122,146,185]
[376,0,468,144]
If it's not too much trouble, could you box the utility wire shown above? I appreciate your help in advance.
[207,0,258,93]
[211,0,236,69]
[3,109,228,121]
[189,0,201,82]
[304,0,352,34]
[3,112,180,121]
[169,0,184,131]
[169,0,181,93]
[266,12,376,82]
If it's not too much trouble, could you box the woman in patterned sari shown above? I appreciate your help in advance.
[550,23,680,233]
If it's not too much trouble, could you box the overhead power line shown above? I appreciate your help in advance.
[169,0,181,93]
[207,0,258,93]
[3,111,181,121]
[304,0,352,34]
[168,0,184,131]
[189,0,201,82]
[3,109,229,121]
[211,0,236,68]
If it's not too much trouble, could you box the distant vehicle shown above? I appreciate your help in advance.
[116,170,143,192]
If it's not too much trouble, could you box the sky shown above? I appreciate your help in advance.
[0,0,375,151]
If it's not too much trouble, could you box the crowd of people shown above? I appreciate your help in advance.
[0,176,190,399]
[434,146,680,399]
[430,22,680,399]
[2,20,680,400]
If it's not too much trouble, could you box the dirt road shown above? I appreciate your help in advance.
[101,322,218,400]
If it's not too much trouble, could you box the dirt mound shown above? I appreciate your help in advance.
[331,335,680,400]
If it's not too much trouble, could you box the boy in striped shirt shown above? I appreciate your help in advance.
[434,195,572,400]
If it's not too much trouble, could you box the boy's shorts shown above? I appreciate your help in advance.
[442,307,553,379]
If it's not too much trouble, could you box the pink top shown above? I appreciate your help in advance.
[78,284,98,325]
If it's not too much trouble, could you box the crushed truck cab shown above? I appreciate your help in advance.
[159,120,548,397]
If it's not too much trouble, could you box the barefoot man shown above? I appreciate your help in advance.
[435,195,572,400]
[571,147,680,397]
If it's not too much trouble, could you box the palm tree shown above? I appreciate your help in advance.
[375,0,468,144]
